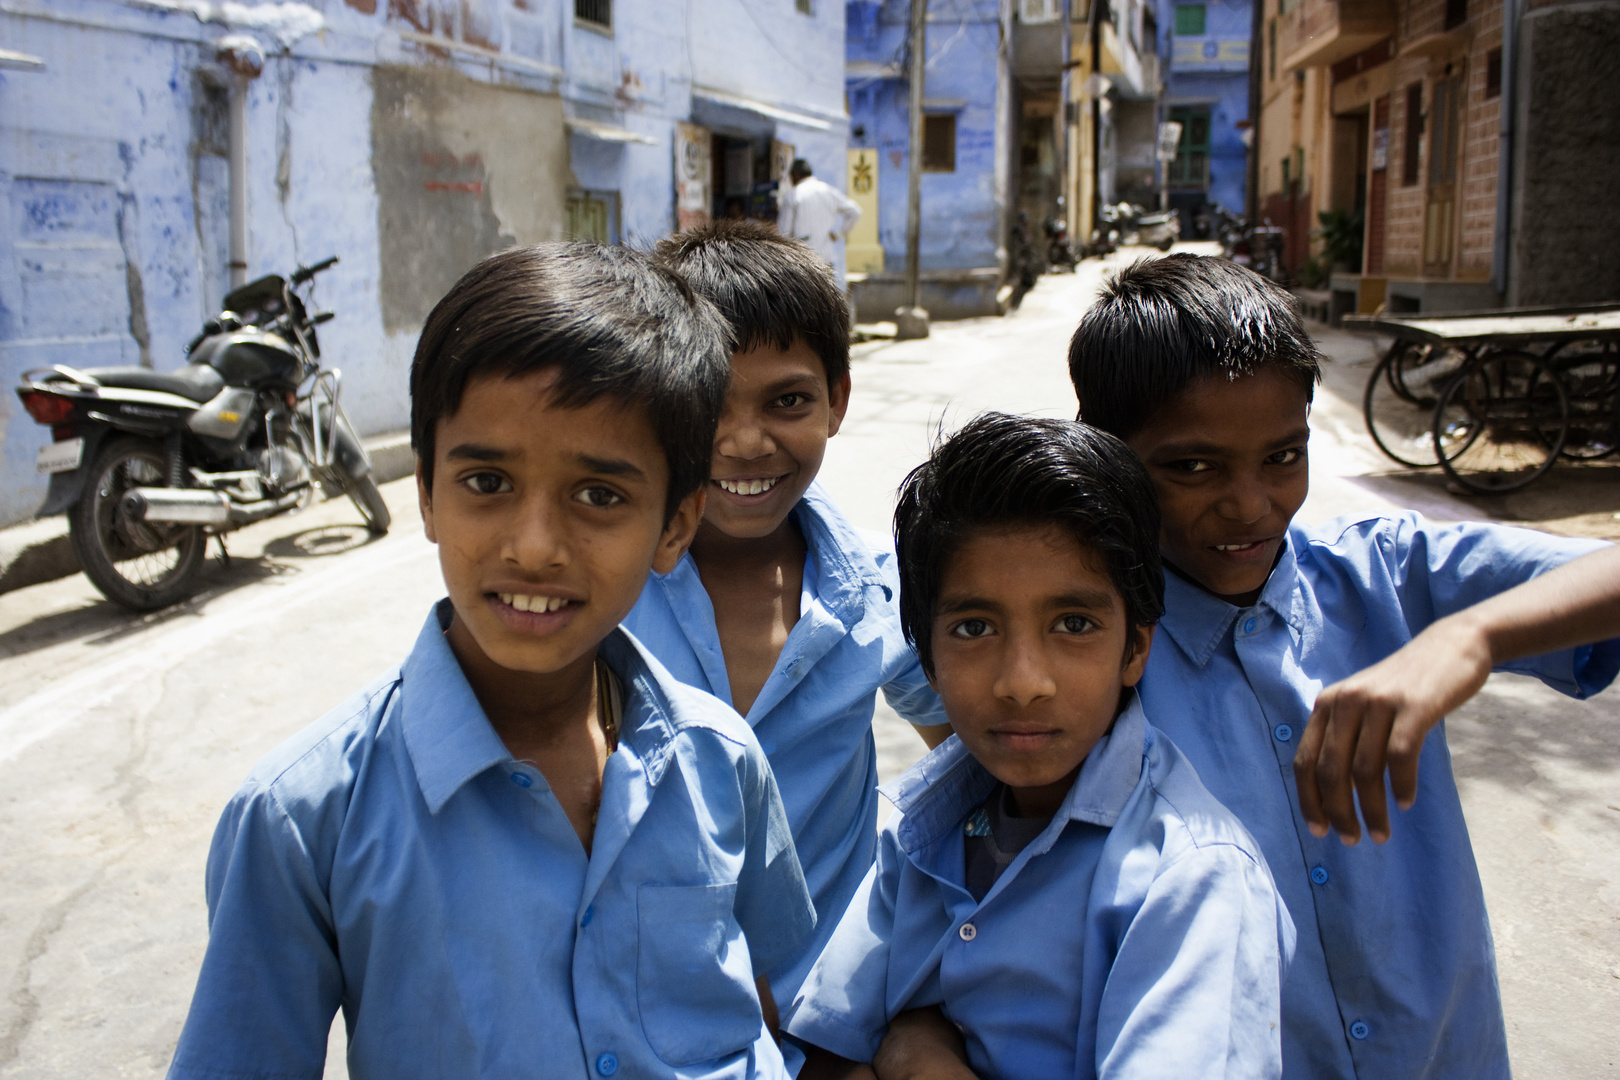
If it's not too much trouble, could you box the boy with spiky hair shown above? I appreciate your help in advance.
[876,254,1620,1080]
[625,221,950,1035]
[168,244,815,1080]
[787,413,1294,1079]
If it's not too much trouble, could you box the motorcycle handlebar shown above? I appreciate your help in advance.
[290,256,339,285]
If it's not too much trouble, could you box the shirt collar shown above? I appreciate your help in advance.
[1156,537,1304,668]
[880,695,1150,855]
[401,600,685,814]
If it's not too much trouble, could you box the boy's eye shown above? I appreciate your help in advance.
[773,392,811,409]
[461,472,512,496]
[1168,459,1214,474]
[1267,447,1305,466]
[574,486,625,509]
[948,618,994,639]
[1055,615,1094,635]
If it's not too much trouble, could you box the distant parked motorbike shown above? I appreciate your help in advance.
[1043,217,1077,272]
[15,256,389,611]
[1126,204,1180,252]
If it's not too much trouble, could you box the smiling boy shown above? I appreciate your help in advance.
[786,414,1294,1080]
[167,245,814,1080]
[624,222,950,1025]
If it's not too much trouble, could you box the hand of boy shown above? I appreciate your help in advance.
[1293,614,1492,844]
[871,1008,979,1080]
[1296,544,1620,844]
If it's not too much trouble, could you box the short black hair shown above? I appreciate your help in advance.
[1068,254,1321,440]
[653,219,850,387]
[410,243,731,521]
[893,412,1164,678]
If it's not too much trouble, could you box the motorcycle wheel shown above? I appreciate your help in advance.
[342,473,391,534]
[69,436,207,611]
[1156,236,1174,252]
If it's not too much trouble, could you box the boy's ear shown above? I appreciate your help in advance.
[416,460,437,544]
[827,372,852,438]
[1120,623,1155,687]
[652,487,706,574]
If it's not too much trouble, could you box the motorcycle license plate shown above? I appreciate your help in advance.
[36,437,84,475]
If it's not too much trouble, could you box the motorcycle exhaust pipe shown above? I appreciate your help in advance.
[121,487,300,527]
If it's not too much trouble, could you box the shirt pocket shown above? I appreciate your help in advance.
[637,882,762,1066]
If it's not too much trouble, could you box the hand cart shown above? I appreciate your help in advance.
[1353,304,1620,493]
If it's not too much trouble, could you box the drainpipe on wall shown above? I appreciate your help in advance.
[217,35,265,290]
[1490,0,1520,299]
[897,0,931,340]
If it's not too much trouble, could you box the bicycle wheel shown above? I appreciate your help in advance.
[68,436,207,610]
[1549,339,1620,460]
[1364,343,1448,467]
[1433,350,1569,494]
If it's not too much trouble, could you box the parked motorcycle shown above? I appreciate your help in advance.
[1043,217,1077,272]
[15,256,389,611]
[1125,204,1180,252]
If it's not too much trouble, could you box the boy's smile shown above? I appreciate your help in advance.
[929,525,1152,819]
[702,341,851,541]
[1125,368,1311,607]
[419,370,700,682]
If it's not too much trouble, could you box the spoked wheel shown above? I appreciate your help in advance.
[1548,340,1620,461]
[1363,342,1469,468]
[341,473,391,535]
[68,436,207,611]
[1433,350,1570,494]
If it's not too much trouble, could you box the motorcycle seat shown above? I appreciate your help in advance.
[82,364,225,403]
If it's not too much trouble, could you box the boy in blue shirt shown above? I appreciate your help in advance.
[624,221,950,1024]
[167,244,815,1080]
[879,255,1620,1079]
[786,414,1295,1080]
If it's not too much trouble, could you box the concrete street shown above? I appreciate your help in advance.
[0,254,1615,1078]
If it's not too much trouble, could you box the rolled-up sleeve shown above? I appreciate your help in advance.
[168,786,342,1080]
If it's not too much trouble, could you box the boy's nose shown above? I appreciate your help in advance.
[992,638,1058,707]
[1218,473,1272,524]
[504,502,570,570]
[716,416,776,461]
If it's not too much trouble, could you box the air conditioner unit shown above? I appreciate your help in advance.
[1019,0,1060,24]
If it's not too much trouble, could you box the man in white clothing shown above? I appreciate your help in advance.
[779,158,861,289]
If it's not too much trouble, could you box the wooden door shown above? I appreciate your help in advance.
[1423,73,1463,275]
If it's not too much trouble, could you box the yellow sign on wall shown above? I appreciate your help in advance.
[846,148,883,275]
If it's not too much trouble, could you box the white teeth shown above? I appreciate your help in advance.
[718,477,779,496]
[1216,543,1257,551]
[500,593,568,613]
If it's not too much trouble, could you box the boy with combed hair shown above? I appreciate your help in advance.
[625,221,950,1038]
[878,254,1620,1079]
[167,244,815,1080]
[787,413,1295,1080]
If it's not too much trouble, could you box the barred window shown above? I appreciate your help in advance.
[575,0,610,30]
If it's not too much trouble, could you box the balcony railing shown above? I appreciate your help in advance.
[1278,0,1395,70]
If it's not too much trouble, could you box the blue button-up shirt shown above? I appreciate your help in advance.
[168,602,815,1080]
[1142,513,1620,1080]
[786,698,1296,1079]
[623,482,945,1007]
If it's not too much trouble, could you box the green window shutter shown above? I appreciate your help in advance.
[1175,4,1206,35]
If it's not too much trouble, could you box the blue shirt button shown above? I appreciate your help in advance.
[596,1052,618,1076]
[580,905,594,928]
[1274,723,1293,742]
[1350,1020,1370,1040]
[1311,865,1330,885]
[509,772,532,788]
[1243,617,1257,633]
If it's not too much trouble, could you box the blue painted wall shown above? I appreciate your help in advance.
[0,0,847,528]
[846,0,1005,273]
[1156,0,1251,219]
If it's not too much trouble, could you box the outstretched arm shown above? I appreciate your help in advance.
[1295,543,1620,844]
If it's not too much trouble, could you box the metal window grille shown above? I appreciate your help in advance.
[575,0,610,29]
[1168,106,1210,188]
[922,114,956,172]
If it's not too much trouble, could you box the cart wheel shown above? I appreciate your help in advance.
[1363,342,1464,467]
[1549,340,1620,461]
[1433,350,1569,494]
